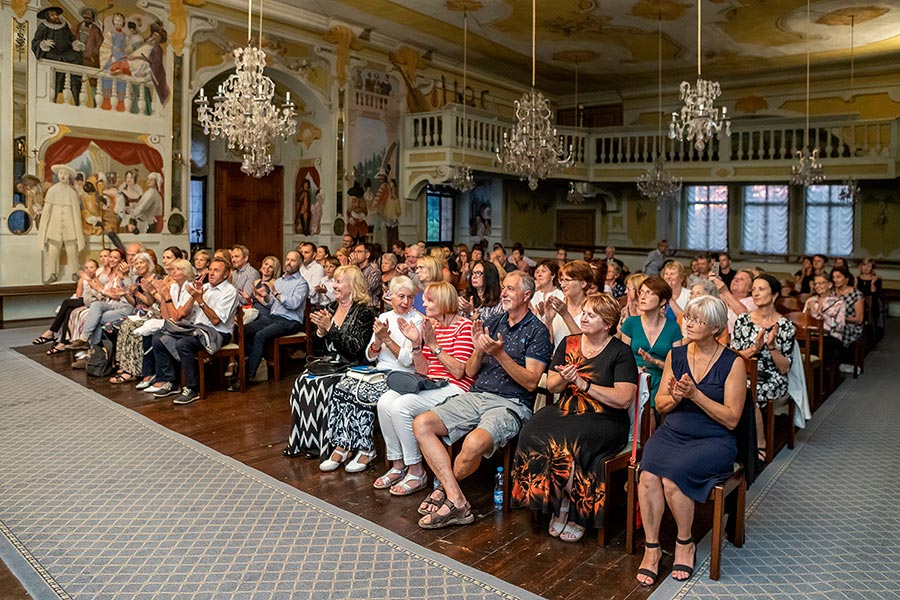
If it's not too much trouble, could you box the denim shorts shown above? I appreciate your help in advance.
[431,392,532,457]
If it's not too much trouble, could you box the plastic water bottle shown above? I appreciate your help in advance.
[493,467,504,510]
[433,477,441,490]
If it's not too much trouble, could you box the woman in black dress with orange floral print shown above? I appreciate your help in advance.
[512,293,638,542]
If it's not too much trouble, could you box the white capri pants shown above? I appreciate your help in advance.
[377,383,464,466]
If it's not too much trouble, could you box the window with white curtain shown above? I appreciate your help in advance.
[741,185,788,254]
[684,185,728,251]
[804,184,853,256]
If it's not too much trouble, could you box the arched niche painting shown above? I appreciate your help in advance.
[44,136,165,236]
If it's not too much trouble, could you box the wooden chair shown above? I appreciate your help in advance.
[624,359,753,581]
[197,308,245,400]
[270,300,313,382]
[786,311,826,410]
[775,296,803,315]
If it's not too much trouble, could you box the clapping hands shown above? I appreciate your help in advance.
[396,317,421,346]
[472,319,503,356]
[372,318,392,343]
[667,373,696,402]
[310,309,333,334]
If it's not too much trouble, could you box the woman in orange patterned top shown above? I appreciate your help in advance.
[512,293,638,542]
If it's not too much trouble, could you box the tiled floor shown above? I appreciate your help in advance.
[654,322,900,599]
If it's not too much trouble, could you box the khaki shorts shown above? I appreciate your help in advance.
[431,392,532,458]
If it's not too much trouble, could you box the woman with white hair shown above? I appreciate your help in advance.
[635,296,746,586]
[321,276,423,473]
[109,251,161,383]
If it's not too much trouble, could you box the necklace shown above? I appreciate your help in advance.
[581,335,612,358]
[689,343,721,381]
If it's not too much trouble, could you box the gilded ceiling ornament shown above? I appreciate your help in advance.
[389,46,432,113]
[169,0,206,56]
[445,0,483,11]
[817,6,888,26]
[630,0,690,21]
[295,121,322,149]
[545,13,611,36]
[324,26,363,89]
[734,95,768,114]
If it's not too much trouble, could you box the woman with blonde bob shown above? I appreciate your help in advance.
[412,255,443,313]
[636,296,746,586]
[513,293,638,543]
[284,265,376,459]
[376,281,475,496]
[661,261,690,318]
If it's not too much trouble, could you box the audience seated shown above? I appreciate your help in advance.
[856,258,885,340]
[429,247,453,283]
[138,259,197,390]
[68,248,133,355]
[311,257,338,308]
[620,276,682,411]
[35,258,99,351]
[605,263,626,299]
[635,296,746,586]
[798,254,827,295]
[413,271,551,529]
[192,249,211,284]
[283,265,375,458]
[380,253,399,299]
[109,252,161,383]
[146,257,238,404]
[642,240,669,276]
[544,260,593,349]
[455,244,472,291]
[375,281,474,495]
[231,244,261,299]
[618,273,648,328]
[831,266,864,372]
[730,274,796,464]
[513,293,637,543]
[661,261,690,319]
[803,273,846,363]
[323,276,422,475]
[459,260,504,322]
[351,243,382,308]
[412,256,443,313]
[245,251,309,383]
[298,242,325,294]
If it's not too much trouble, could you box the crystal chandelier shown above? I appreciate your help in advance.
[195,0,296,177]
[790,0,824,187]
[496,0,573,191]
[669,0,730,152]
[640,16,681,202]
[450,12,475,193]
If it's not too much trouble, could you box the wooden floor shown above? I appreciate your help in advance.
[8,342,752,600]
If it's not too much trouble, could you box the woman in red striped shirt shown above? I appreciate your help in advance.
[375,281,475,497]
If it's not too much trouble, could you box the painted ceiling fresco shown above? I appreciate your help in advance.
[287,0,900,92]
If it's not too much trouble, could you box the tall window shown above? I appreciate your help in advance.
[741,185,788,254]
[189,176,206,246]
[684,185,728,251]
[425,185,454,243]
[805,184,853,256]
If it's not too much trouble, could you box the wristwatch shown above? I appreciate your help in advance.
[433,346,443,356]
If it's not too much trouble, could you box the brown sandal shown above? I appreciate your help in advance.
[109,373,136,384]
[417,485,445,516]
[417,498,474,529]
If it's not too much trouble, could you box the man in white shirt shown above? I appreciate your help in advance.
[148,257,238,404]
[297,242,324,291]
[643,239,670,275]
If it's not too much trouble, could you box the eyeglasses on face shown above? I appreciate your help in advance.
[683,315,708,327]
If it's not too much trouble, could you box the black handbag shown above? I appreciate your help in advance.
[386,371,448,394]
[304,355,350,376]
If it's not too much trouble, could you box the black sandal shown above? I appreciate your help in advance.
[636,541,661,586]
[46,345,67,355]
[32,335,54,345]
[671,537,696,581]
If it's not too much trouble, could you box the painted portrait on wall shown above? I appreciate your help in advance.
[349,117,400,248]
[43,136,165,236]
[295,166,320,235]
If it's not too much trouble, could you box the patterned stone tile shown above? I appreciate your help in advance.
[662,326,900,600]
[0,345,541,600]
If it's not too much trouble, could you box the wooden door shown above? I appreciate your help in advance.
[214,162,283,267]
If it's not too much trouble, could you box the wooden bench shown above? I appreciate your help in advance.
[0,284,77,324]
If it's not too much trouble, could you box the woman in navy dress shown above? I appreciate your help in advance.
[635,296,746,586]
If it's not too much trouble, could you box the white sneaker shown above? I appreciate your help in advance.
[839,363,854,374]
[145,382,166,393]
[345,450,377,473]
[319,448,350,472]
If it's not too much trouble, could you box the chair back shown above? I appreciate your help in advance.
[628,371,652,447]
[785,311,824,364]
[776,296,802,315]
